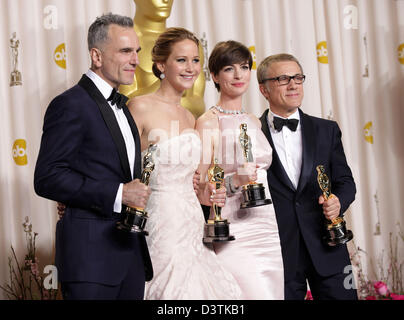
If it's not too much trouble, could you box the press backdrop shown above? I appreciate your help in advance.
[1,0,403,299]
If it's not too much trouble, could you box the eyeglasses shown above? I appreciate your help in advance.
[260,74,306,86]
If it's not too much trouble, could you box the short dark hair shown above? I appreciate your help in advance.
[208,40,253,91]
[87,13,133,51]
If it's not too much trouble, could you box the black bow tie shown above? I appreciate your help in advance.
[107,89,128,109]
[273,116,299,132]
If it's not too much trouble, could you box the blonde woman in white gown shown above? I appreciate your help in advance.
[128,28,241,300]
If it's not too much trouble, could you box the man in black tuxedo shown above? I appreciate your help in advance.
[34,13,152,300]
[257,54,357,300]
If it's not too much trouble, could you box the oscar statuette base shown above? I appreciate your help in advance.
[240,183,272,209]
[203,219,235,243]
[116,206,149,236]
[10,71,22,87]
[322,217,353,247]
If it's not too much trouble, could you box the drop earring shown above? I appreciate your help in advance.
[160,73,165,80]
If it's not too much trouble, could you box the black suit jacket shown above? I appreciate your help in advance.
[260,108,355,281]
[34,75,153,285]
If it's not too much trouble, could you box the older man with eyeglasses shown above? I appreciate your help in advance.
[258,53,357,300]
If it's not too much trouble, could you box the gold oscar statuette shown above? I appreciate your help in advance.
[202,159,235,243]
[316,165,353,246]
[239,123,272,209]
[117,144,157,234]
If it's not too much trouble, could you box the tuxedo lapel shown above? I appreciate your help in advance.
[78,75,132,182]
[260,109,296,192]
[296,109,316,195]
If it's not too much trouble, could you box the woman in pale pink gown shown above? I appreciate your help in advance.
[196,40,284,299]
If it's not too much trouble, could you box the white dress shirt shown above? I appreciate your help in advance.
[86,70,135,212]
[267,109,302,189]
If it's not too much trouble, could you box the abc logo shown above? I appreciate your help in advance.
[398,43,404,65]
[54,43,66,69]
[363,122,373,144]
[12,139,28,166]
[248,46,257,70]
[317,41,328,64]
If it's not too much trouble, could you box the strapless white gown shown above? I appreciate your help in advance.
[143,133,242,300]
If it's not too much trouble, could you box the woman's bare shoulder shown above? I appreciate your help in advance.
[196,109,219,130]
[247,113,262,129]
[127,94,156,113]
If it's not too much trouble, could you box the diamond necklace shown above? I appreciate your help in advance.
[213,105,245,115]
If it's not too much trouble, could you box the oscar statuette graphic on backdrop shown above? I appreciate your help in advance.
[10,32,22,87]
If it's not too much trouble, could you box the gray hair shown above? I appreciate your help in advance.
[257,53,303,84]
[87,13,133,51]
